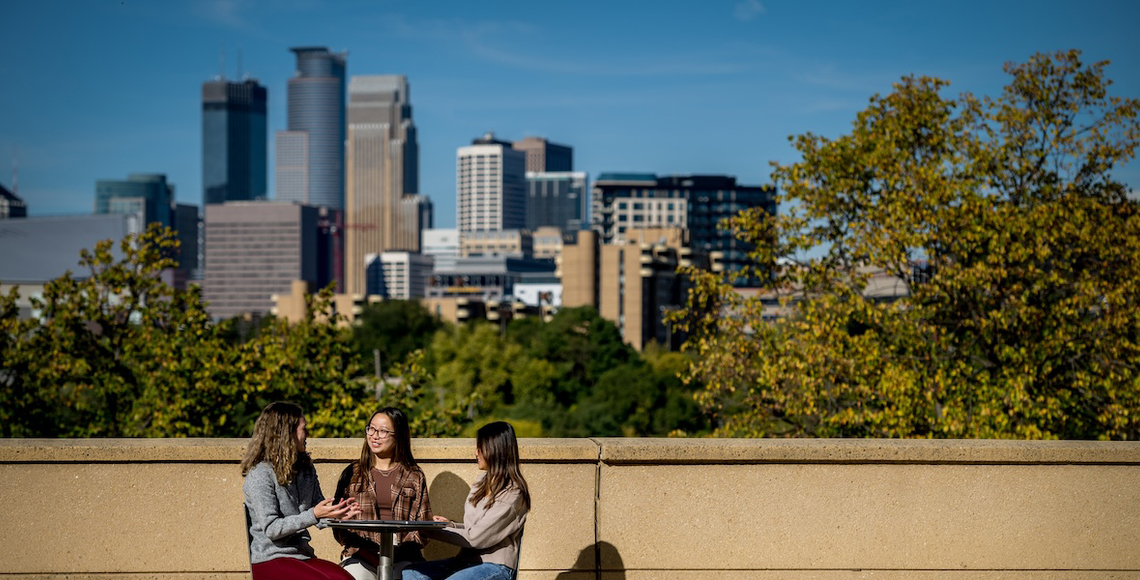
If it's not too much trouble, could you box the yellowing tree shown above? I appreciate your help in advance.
[671,50,1140,440]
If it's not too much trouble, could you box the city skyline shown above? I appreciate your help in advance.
[2,0,1139,228]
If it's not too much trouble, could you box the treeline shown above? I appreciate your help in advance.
[0,225,708,438]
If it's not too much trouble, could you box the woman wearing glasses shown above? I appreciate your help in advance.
[334,407,433,580]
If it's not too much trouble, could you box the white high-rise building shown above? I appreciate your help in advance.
[456,133,525,234]
[365,251,433,299]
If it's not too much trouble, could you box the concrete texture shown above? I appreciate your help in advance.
[0,437,1137,579]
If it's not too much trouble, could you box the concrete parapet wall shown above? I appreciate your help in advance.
[0,438,1137,579]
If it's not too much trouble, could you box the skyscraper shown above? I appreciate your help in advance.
[275,47,346,209]
[457,133,526,234]
[201,78,267,205]
[344,75,425,294]
[202,201,333,319]
[94,173,175,231]
[525,171,589,231]
[513,136,573,172]
[591,173,776,285]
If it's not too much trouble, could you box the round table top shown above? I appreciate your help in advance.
[323,519,450,532]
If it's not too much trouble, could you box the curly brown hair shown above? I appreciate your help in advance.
[240,401,312,486]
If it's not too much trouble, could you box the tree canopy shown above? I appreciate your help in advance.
[671,50,1140,440]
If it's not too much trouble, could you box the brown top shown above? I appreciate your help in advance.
[372,467,399,520]
[333,462,433,562]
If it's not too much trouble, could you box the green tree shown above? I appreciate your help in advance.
[0,224,239,436]
[351,299,443,376]
[0,226,368,437]
[671,50,1140,440]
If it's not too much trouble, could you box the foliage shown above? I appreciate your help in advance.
[0,225,365,437]
[352,299,443,376]
[670,50,1140,439]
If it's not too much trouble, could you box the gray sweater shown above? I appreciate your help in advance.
[430,474,528,569]
[243,461,324,564]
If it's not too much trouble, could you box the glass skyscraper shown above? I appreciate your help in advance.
[201,78,267,206]
[525,171,589,231]
[94,173,175,230]
[275,47,347,209]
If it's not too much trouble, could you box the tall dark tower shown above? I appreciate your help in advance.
[201,78,268,205]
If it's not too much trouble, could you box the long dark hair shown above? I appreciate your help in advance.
[240,401,311,485]
[471,421,530,510]
[352,407,418,489]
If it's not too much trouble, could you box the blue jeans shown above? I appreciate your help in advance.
[401,558,512,580]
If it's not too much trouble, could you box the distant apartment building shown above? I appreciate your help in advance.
[344,75,427,294]
[95,173,175,230]
[457,133,526,233]
[275,47,346,209]
[559,227,705,350]
[201,78,267,205]
[202,201,334,319]
[512,136,573,172]
[591,173,775,284]
[364,251,433,299]
[271,279,376,328]
[525,171,588,232]
[0,183,26,218]
[461,229,533,258]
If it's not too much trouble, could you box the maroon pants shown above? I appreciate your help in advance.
[251,557,354,580]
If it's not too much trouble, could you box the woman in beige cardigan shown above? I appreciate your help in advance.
[403,422,530,580]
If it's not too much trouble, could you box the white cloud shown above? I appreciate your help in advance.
[734,0,766,22]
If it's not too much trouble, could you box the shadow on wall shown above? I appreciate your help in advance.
[424,471,471,560]
[555,542,624,579]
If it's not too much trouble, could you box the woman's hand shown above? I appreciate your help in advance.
[432,515,454,527]
[314,497,360,520]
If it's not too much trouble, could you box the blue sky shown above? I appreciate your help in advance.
[2,0,1138,227]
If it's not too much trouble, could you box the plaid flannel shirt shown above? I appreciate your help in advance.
[333,463,433,561]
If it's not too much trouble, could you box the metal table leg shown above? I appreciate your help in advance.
[377,532,394,580]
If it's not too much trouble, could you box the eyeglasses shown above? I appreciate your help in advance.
[366,426,396,439]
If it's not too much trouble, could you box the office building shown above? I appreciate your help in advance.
[275,47,346,209]
[513,136,572,172]
[531,226,565,260]
[202,201,334,319]
[95,173,175,229]
[461,229,532,258]
[526,171,588,231]
[202,78,267,206]
[422,228,460,271]
[591,173,775,284]
[457,133,526,233]
[365,251,433,299]
[174,203,201,278]
[344,75,423,294]
[0,214,135,318]
[427,255,555,302]
[559,227,703,350]
[0,183,26,218]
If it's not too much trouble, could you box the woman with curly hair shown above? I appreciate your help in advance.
[241,401,360,580]
[403,421,530,580]
[333,407,434,580]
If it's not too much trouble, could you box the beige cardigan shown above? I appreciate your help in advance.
[431,475,528,569]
